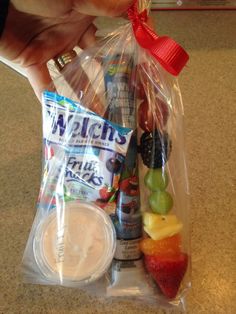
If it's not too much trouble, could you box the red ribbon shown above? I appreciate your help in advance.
[127,3,189,76]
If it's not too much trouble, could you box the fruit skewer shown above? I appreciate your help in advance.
[136,71,188,299]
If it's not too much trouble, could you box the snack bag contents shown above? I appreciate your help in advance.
[22,92,133,285]
[22,0,191,310]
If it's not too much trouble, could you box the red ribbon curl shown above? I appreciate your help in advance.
[127,3,189,76]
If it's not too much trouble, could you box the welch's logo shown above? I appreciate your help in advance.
[47,110,127,145]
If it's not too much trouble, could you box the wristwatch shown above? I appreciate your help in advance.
[0,0,10,37]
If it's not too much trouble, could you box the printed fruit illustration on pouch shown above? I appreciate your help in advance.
[106,157,122,174]
[119,175,139,196]
[143,213,183,241]
[138,99,169,132]
[99,186,116,202]
[144,253,188,299]
[120,200,139,215]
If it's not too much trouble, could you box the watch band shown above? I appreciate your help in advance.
[0,0,10,38]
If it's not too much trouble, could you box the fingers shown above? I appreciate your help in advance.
[25,63,55,101]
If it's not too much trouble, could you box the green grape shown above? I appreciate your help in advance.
[144,169,168,191]
[149,190,173,214]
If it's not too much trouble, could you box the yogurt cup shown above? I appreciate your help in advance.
[33,201,116,285]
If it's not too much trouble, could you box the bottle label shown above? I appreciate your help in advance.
[114,238,142,261]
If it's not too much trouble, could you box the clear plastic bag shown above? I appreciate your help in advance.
[22,0,191,309]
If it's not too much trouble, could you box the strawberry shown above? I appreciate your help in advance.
[144,253,188,299]
[99,186,116,202]
[119,176,139,196]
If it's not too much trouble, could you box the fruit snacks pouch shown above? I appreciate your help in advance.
[41,91,133,210]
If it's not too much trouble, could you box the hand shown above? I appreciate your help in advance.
[0,0,133,99]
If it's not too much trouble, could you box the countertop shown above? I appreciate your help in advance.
[0,10,235,314]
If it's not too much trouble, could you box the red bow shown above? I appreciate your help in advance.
[127,3,189,76]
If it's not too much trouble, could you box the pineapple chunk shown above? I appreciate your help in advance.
[144,223,183,241]
[143,212,183,240]
[143,212,179,228]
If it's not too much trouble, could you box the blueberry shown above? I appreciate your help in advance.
[121,205,131,214]
[106,158,122,174]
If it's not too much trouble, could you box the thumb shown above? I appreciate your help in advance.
[25,63,55,101]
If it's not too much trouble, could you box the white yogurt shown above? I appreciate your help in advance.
[33,201,116,285]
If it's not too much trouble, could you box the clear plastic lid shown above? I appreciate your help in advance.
[33,201,116,285]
